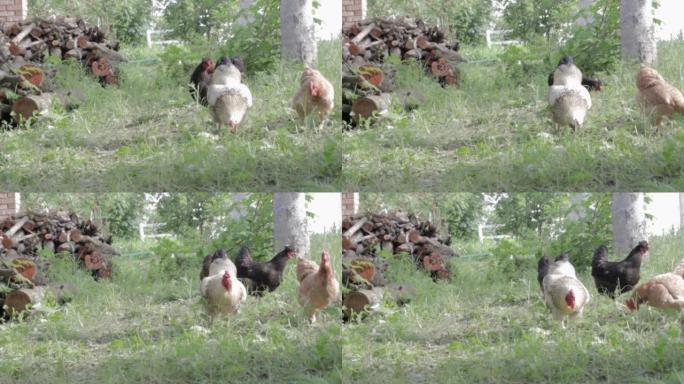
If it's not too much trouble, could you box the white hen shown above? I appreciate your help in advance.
[548,56,592,130]
[542,255,590,328]
[207,63,253,133]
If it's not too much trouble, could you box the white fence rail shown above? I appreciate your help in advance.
[146,29,182,48]
[139,222,174,241]
[477,223,512,243]
[485,29,520,48]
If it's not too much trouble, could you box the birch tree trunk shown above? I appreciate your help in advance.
[280,0,317,66]
[273,193,310,258]
[620,0,657,65]
[680,193,684,232]
[611,193,647,253]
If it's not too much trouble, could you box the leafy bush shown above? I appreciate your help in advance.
[161,0,280,73]
[490,238,537,279]
[150,237,199,279]
[547,194,613,269]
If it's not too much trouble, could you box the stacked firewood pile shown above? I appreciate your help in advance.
[0,16,124,124]
[342,17,461,126]
[342,211,455,320]
[0,212,118,318]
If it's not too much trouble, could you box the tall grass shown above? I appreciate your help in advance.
[0,41,342,192]
[343,233,684,383]
[343,40,684,191]
[0,232,342,384]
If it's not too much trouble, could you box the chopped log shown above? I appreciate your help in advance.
[90,57,112,77]
[10,23,36,45]
[343,217,367,238]
[350,258,376,281]
[343,286,384,320]
[357,64,384,87]
[4,286,46,316]
[5,216,29,237]
[12,93,52,121]
[351,23,376,45]
[16,64,44,87]
[10,257,37,281]
[351,93,391,124]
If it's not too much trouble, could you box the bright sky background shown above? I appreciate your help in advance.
[314,0,341,40]
[656,0,684,40]
[645,193,681,236]
[308,193,341,234]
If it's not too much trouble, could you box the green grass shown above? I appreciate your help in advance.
[0,41,342,192]
[0,232,342,384]
[343,233,684,383]
[343,40,684,191]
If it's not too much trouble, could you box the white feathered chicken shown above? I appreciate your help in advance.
[541,254,590,328]
[200,255,246,319]
[548,56,592,130]
[207,62,253,133]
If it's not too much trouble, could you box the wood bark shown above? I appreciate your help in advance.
[343,287,384,319]
[3,286,46,316]
[273,193,310,259]
[620,0,657,65]
[280,0,317,67]
[612,193,647,253]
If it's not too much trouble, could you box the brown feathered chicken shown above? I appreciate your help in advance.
[190,57,214,105]
[540,255,590,328]
[207,62,253,133]
[548,56,592,130]
[200,255,246,319]
[292,67,334,123]
[626,261,684,311]
[297,250,339,323]
[635,66,684,125]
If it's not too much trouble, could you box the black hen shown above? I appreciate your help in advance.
[537,256,552,291]
[235,245,296,296]
[190,57,214,105]
[537,254,570,291]
[591,241,649,299]
[199,248,228,281]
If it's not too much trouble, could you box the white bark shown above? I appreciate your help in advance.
[611,193,647,253]
[680,193,684,231]
[280,0,317,66]
[273,193,310,258]
[620,0,657,65]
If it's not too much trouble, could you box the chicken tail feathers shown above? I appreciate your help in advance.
[296,257,319,283]
[235,246,253,273]
[592,245,608,268]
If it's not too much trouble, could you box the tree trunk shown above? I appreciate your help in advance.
[612,193,647,253]
[620,0,657,65]
[273,193,310,259]
[280,0,317,66]
[680,193,684,232]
